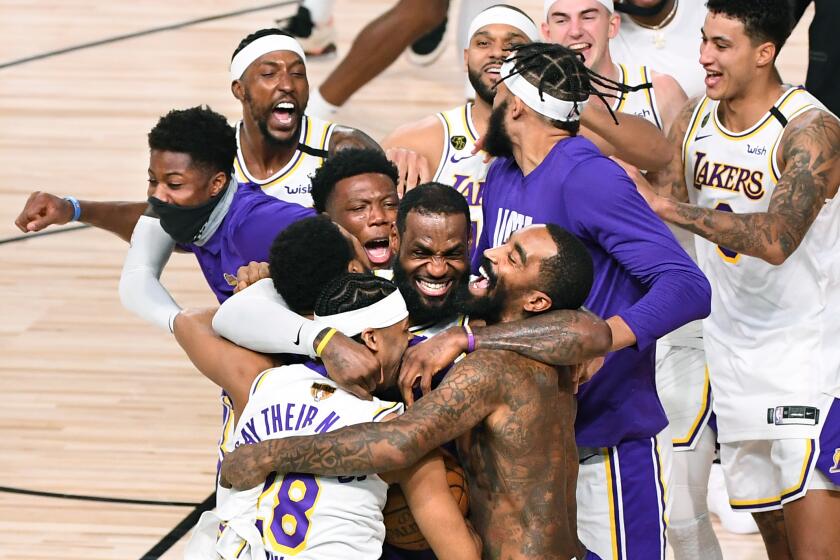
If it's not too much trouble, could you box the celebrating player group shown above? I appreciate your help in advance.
[15,0,840,559]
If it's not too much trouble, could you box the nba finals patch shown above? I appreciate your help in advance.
[311,382,336,402]
[451,135,467,150]
[701,112,710,128]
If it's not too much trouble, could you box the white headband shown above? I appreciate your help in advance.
[500,58,588,121]
[229,34,307,82]
[468,5,540,42]
[544,0,614,20]
[314,289,409,338]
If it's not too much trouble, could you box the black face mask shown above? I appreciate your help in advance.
[147,186,228,244]
[614,0,671,17]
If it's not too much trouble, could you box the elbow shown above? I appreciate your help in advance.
[585,321,613,359]
[763,246,790,266]
[118,271,137,314]
[645,142,673,172]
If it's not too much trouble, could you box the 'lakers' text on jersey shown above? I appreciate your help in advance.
[190,364,402,560]
[434,104,490,255]
[683,87,840,443]
[234,114,335,206]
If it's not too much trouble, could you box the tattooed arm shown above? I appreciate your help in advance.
[221,351,503,489]
[649,109,840,265]
[642,97,700,203]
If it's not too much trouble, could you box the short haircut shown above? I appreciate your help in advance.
[147,106,235,176]
[310,148,399,213]
[269,215,353,313]
[314,273,398,317]
[706,0,794,55]
[396,182,470,236]
[231,28,295,61]
[538,224,594,310]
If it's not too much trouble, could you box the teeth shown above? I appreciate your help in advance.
[568,43,590,51]
[478,266,489,280]
[275,102,294,110]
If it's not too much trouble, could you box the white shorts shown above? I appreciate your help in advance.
[655,341,712,451]
[577,429,673,560]
[721,438,840,513]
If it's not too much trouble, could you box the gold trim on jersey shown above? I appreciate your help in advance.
[234,116,319,190]
[434,109,454,181]
[614,64,629,114]
[462,102,478,143]
[710,87,804,141]
[682,97,711,166]
[640,66,662,130]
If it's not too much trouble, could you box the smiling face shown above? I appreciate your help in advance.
[465,23,532,105]
[234,50,309,145]
[393,210,470,326]
[325,173,399,269]
[700,11,771,101]
[542,0,619,71]
[147,150,226,206]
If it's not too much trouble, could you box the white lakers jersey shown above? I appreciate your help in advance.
[613,63,662,129]
[193,364,403,560]
[234,114,336,206]
[410,313,469,339]
[434,104,490,253]
[610,3,707,99]
[682,87,840,442]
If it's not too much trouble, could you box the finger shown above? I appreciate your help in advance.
[418,155,432,184]
[25,213,55,232]
[258,262,270,279]
[405,153,420,192]
[420,370,433,396]
[219,471,232,489]
[401,381,416,407]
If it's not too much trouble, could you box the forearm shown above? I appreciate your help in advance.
[473,309,611,366]
[655,197,792,265]
[80,200,147,242]
[212,278,322,356]
[582,103,671,171]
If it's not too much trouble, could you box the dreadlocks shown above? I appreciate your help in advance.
[498,42,649,127]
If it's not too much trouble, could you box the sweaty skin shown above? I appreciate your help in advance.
[222,348,582,559]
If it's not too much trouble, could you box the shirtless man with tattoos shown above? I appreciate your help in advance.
[221,224,610,560]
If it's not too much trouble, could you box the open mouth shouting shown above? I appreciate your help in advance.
[704,69,723,90]
[364,237,393,266]
[270,99,298,130]
[469,261,497,296]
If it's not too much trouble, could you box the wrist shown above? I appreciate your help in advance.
[315,327,338,357]
[463,324,476,353]
[63,196,81,222]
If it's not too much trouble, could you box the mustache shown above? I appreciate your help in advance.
[479,257,498,286]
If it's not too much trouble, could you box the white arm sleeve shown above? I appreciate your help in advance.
[212,277,323,358]
[118,215,181,332]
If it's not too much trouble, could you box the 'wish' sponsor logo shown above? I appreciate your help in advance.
[747,144,767,156]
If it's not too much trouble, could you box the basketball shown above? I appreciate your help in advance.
[383,452,469,550]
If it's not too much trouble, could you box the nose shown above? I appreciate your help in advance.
[275,69,294,92]
[483,246,500,263]
[425,256,448,278]
[148,184,172,204]
[569,17,584,38]
[488,40,505,62]
[699,41,713,67]
[368,203,389,226]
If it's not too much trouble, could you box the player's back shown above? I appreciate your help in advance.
[458,349,579,559]
[189,363,402,560]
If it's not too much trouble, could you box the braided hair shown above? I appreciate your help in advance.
[314,273,398,317]
[497,42,650,128]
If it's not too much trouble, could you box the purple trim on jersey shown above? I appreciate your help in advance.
[674,381,714,450]
[179,183,316,302]
[474,137,711,447]
[585,551,604,560]
[816,398,840,486]
[304,360,330,378]
[380,544,437,560]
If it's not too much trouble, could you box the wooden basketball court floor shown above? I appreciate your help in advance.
[0,1,814,558]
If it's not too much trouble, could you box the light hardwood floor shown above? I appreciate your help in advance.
[0,1,813,558]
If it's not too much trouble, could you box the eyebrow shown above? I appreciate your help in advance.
[514,242,527,265]
[701,29,732,43]
[550,7,598,18]
[473,30,527,41]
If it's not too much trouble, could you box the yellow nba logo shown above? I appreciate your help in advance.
[830,448,840,474]
[451,135,467,150]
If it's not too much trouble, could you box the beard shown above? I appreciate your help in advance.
[392,259,469,326]
[467,66,496,106]
[243,89,299,147]
[614,0,670,17]
[454,257,506,324]
[483,100,514,159]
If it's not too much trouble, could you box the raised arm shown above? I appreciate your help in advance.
[221,351,503,489]
[647,109,840,265]
[643,97,699,203]
[173,308,273,414]
[14,191,147,242]
[581,102,671,171]
[398,308,611,402]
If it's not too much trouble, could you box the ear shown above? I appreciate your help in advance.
[347,259,366,274]
[523,290,553,314]
[608,13,620,40]
[541,21,551,41]
[755,41,776,69]
[359,328,379,352]
[463,48,469,72]
[231,79,244,102]
[389,223,400,253]
[209,171,228,197]
[510,96,527,120]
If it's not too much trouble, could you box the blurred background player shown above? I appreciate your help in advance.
[610,0,708,99]
[790,0,840,115]
[635,1,840,557]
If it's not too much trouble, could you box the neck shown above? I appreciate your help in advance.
[593,57,619,85]
[718,73,784,133]
[629,0,676,27]
[472,97,492,138]
[239,119,299,180]
[513,123,571,176]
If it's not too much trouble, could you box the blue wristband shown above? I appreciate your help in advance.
[64,196,81,222]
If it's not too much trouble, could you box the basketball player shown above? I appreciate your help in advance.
[543,3,727,556]
[382,5,672,249]
[543,0,687,134]
[610,1,707,99]
[176,274,480,560]
[221,224,607,560]
[14,29,378,238]
[630,2,840,557]
[468,42,712,559]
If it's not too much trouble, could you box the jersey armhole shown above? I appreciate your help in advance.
[372,401,404,422]
[643,66,663,130]
[432,113,451,181]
